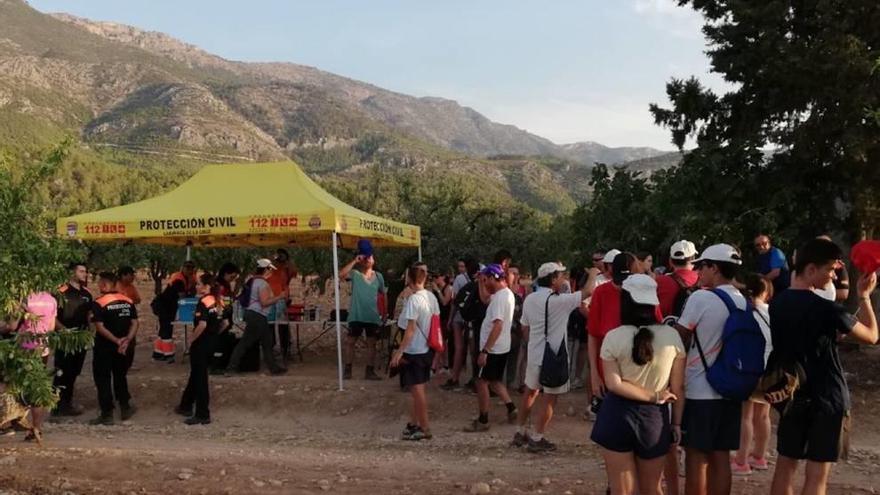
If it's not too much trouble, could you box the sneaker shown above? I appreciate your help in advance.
[510,431,528,448]
[463,419,490,433]
[527,437,557,453]
[184,416,211,426]
[23,430,42,444]
[748,455,770,471]
[409,428,432,441]
[343,365,353,380]
[507,407,518,424]
[731,460,752,476]
[120,404,137,421]
[364,367,382,381]
[89,413,114,426]
[174,405,193,417]
[402,423,419,439]
[52,403,84,417]
[440,379,459,391]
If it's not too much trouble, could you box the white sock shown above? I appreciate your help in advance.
[531,433,543,441]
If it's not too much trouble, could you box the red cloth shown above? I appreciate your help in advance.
[852,240,880,275]
[656,269,700,317]
[587,282,662,379]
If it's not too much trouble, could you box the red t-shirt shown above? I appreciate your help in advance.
[587,282,662,378]
[656,268,700,317]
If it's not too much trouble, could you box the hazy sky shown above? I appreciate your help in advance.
[29,0,727,149]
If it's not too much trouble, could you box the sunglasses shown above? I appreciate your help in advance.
[592,257,604,262]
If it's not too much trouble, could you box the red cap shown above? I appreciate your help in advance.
[851,240,880,274]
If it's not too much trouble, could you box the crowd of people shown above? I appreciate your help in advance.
[1,234,879,495]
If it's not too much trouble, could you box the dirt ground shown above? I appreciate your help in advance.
[2,291,880,494]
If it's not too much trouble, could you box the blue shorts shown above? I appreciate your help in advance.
[590,392,671,459]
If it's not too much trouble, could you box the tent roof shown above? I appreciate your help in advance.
[56,161,420,248]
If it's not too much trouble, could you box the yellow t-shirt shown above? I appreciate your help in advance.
[600,324,685,393]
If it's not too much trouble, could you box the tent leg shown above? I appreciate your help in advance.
[185,243,192,261]
[332,232,344,392]
[418,244,422,262]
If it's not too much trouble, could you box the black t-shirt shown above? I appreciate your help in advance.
[193,295,223,337]
[91,292,138,343]
[769,289,857,414]
[56,283,93,328]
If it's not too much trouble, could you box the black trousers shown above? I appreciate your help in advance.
[180,333,215,419]
[92,343,131,414]
[53,348,87,407]
[228,310,281,372]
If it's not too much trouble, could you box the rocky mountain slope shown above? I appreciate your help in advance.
[0,0,677,214]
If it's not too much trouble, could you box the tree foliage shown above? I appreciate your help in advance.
[0,142,92,407]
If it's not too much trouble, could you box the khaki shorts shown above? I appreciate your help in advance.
[524,363,570,395]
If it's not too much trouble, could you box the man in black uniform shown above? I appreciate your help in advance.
[175,273,222,425]
[90,272,139,425]
[52,262,93,417]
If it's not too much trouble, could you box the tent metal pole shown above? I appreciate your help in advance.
[185,243,192,261]
[332,232,344,392]
[418,244,422,262]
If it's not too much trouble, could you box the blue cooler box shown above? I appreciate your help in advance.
[176,297,198,323]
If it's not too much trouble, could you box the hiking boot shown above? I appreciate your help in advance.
[343,364,353,380]
[440,379,459,391]
[184,416,211,426]
[174,405,193,417]
[510,431,528,448]
[463,419,490,433]
[364,366,382,381]
[527,437,557,453]
[53,403,84,417]
[89,413,114,426]
[120,404,137,421]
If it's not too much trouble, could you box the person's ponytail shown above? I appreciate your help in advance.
[632,326,654,366]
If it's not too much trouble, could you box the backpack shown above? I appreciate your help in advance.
[693,288,767,401]
[670,272,698,317]
[454,279,486,323]
[539,293,569,388]
[237,277,263,308]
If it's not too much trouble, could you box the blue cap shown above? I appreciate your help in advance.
[356,239,374,257]
[480,263,505,279]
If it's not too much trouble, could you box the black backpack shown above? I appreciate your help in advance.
[670,273,699,317]
[454,279,486,323]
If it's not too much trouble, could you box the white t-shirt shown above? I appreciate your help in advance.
[452,273,469,296]
[399,289,440,355]
[677,284,747,400]
[521,287,583,368]
[479,287,515,354]
[247,278,271,316]
[595,273,610,286]
[812,281,836,301]
[754,302,773,365]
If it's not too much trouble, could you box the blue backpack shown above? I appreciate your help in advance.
[693,288,767,401]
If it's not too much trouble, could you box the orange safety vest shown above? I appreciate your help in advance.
[167,272,195,295]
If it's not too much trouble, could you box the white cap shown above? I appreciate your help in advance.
[670,240,698,260]
[537,262,567,279]
[694,244,742,265]
[621,274,660,305]
[602,249,621,264]
[256,258,277,270]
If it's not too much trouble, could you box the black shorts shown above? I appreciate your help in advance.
[401,352,433,387]
[681,399,742,452]
[477,352,508,382]
[590,393,671,459]
[777,402,850,462]
[348,322,380,339]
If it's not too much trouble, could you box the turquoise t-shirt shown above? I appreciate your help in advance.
[347,270,386,325]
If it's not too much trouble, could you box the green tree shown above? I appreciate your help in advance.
[650,1,880,245]
[0,142,92,407]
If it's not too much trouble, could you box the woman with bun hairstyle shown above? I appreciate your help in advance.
[591,274,686,495]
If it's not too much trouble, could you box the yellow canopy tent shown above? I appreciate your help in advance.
[56,161,421,390]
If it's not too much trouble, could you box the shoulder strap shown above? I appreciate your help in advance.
[543,292,557,337]
[710,288,738,314]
